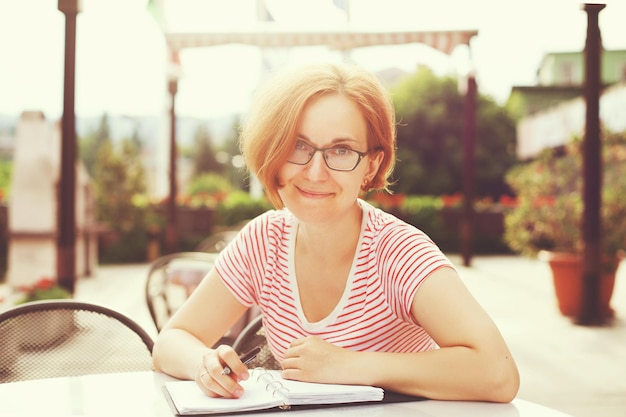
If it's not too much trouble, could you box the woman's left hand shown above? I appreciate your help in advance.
[281,336,354,384]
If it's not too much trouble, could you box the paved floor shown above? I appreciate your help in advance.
[5,254,625,417]
[447,255,626,417]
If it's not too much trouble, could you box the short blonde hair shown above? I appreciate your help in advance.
[240,62,396,208]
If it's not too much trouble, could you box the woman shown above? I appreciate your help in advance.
[152,62,520,402]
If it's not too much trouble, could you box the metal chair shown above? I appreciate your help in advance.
[145,251,259,347]
[0,299,154,383]
[195,230,239,253]
[232,314,281,370]
[145,251,219,333]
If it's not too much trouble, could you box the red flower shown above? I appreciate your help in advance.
[34,277,56,290]
[532,196,555,208]
[441,193,463,207]
[499,195,518,208]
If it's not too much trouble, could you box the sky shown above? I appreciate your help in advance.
[1,0,625,120]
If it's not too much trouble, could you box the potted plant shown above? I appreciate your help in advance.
[504,131,626,320]
[15,277,72,305]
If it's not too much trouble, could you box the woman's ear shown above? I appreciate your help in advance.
[361,151,383,192]
[366,150,384,182]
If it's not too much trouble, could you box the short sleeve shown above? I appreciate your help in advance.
[376,223,453,323]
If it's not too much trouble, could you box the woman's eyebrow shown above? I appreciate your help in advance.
[296,133,359,145]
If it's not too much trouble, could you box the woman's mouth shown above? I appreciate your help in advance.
[297,186,332,199]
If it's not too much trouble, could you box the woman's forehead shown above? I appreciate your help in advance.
[297,94,367,146]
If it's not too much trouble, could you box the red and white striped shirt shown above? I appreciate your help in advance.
[215,200,453,362]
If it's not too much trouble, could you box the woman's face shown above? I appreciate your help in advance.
[277,93,381,225]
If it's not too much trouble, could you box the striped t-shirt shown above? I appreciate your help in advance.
[215,199,453,362]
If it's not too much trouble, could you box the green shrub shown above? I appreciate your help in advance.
[398,195,444,239]
[99,227,150,263]
[217,191,272,227]
[504,132,626,257]
[185,173,233,207]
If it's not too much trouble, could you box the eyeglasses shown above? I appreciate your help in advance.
[287,140,370,171]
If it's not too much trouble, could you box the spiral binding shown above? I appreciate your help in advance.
[252,368,292,410]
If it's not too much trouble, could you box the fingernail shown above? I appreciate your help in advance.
[241,371,249,380]
[234,389,244,398]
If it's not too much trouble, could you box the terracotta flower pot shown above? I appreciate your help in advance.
[539,251,618,319]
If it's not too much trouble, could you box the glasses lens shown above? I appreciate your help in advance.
[324,148,359,171]
[288,142,314,164]
[287,141,363,171]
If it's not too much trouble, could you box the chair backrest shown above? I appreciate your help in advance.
[0,299,154,383]
[232,314,280,370]
[195,230,239,253]
[145,251,219,333]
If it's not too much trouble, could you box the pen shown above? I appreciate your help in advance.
[222,346,261,376]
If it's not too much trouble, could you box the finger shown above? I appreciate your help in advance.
[197,364,244,398]
[280,357,299,371]
[289,338,305,348]
[196,367,229,398]
[198,347,245,398]
[285,339,308,359]
[218,347,250,381]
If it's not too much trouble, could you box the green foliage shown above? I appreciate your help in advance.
[79,114,113,176]
[391,67,516,198]
[216,190,272,226]
[504,90,526,122]
[15,277,72,304]
[0,159,11,201]
[76,114,157,264]
[397,195,444,240]
[185,173,234,207]
[93,138,148,234]
[98,228,150,264]
[366,193,508,254]
[191,125,223,177]
[217,116,249,191]
[504,131,626,257]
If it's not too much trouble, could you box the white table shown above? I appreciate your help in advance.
[0,371,572,417]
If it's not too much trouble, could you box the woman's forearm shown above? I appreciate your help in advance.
[350,346,519,402]
[152,328,212,380]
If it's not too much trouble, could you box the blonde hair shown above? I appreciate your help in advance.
[240,62,396,208]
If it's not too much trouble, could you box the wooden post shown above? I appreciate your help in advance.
[165,77,179,254]
[577,3,605,325]
[461,75,477,267]
[57,0,82,293]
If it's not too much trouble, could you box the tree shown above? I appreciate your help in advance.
[391,66,516,198]
[93,135,147,234]
[79,113,112,176]
[217,116,249,191]
[0,158,11,201]
[82,115,155,263]
[191,124,222,177]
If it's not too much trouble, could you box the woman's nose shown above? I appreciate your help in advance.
[303,151,330,181]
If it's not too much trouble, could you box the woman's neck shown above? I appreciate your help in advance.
[295,202,363,261]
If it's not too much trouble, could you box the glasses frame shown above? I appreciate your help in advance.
[287,142,370,172]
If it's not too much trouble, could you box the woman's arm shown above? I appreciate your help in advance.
[152,269,251,397]
[281,267,520,402]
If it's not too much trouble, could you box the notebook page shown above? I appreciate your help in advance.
[254,370,384,406]
[164,379,283,415]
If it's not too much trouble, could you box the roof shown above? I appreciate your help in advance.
[164,27,478,56]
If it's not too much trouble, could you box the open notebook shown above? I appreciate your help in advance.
[163,369,385,415]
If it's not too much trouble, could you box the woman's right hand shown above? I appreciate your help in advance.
[195,345,250,398]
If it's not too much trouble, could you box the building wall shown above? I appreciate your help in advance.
[6,112,98,288]
[517,82,626,159]
[537,49,626,87]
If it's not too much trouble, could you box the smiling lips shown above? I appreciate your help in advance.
[297,186,333,198]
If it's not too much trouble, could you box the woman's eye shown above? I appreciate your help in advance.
[330,147,350,156]
[295,141,308,151]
